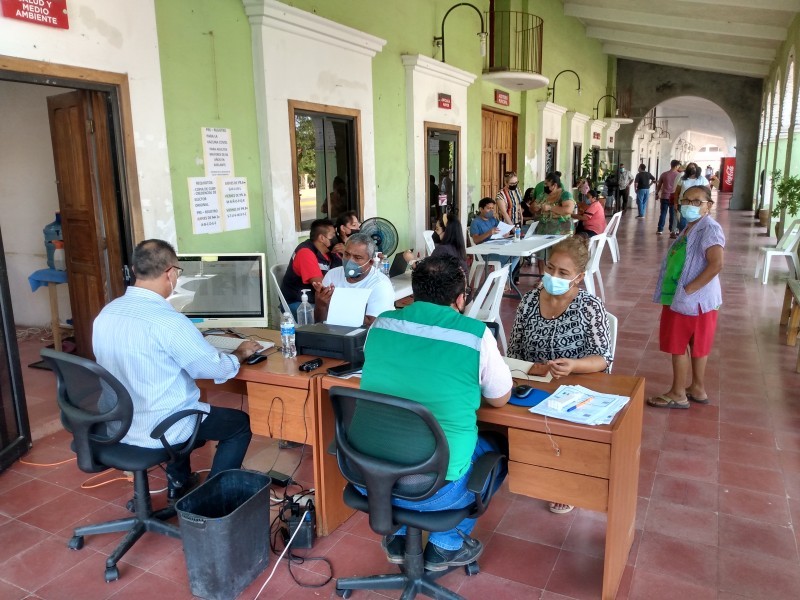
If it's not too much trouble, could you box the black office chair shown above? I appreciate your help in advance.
[329,386,506,600]
[40,349,205,582]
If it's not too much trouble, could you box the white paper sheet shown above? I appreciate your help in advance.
[202,127,234,177]
[221,177,250,231]
[490,222,514,239]
[188,177,223,234]
[326,287,371,327]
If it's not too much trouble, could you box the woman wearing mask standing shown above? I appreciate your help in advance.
[495,171,523,226]
[507,235,613,514]
[647,186,724,409]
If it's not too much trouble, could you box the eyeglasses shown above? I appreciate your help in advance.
[679,198,710,207]
[166,265,184,276]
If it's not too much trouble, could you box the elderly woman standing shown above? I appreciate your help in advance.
[647,185,725,409]
[496,171,523,226]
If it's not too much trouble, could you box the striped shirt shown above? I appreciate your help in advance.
[93,286,240,448]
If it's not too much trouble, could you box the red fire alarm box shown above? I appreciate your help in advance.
[719,157,735,193]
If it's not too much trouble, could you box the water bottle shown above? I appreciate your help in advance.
[514,223,521,242]
[43,212,62,269]
[280,312,297,358]
[382,256,390,277]
[297,289,314,326]
[52,240,67,271]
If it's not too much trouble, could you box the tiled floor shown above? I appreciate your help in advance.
[3,192,800,599]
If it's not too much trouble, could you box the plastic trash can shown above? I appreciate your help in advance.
[176,469,271,600]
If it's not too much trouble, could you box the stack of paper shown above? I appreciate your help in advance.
[528,384,629,426]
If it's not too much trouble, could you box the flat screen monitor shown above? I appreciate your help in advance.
[169,253,269,329]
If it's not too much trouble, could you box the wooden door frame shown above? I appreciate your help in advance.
[0,54,143,244]
[424,121,461,220]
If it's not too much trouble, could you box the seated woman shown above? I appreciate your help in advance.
[333,210,361,256]
[507,235,613,514]
[430,212,469,276]
[574,189,605,239]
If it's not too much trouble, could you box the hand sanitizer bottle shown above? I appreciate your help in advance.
[297,289,314,326]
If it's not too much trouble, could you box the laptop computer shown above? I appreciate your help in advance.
[388,253,409,278]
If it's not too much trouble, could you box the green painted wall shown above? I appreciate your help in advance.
[154,0,266,254]
[154,0,609,250]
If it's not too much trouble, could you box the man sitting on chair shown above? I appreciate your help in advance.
[312,233,395,327]
[93,239,261,503]
[357,255,512,571]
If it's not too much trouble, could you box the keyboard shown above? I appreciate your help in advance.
[204,335,275,354]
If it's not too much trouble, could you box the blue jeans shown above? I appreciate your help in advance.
[388,435,507,550]
[636,189,649,216]
[166,406,252,485]
[657,199,675,233]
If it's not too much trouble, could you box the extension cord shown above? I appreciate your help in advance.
[292,489,314,504]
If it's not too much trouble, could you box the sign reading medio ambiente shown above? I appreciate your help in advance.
[1,0,69,30]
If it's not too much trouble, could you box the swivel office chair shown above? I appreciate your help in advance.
[40,349,204,582]
[329,386,506,600]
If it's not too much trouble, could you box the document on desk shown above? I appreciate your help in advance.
[529,384,629,425]
[490,222,514,239]
[503,356,553,383]
[326,287,371,327]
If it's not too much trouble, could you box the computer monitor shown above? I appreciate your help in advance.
[169,253,269,329]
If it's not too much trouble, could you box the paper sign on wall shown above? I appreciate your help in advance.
[202,127,234,177]
[220,177,250,231]
[188,177,223,234]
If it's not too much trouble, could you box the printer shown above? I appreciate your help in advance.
[295,322,367,365]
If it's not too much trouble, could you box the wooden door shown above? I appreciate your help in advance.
[481,109,517,200]
[47,91,125,358]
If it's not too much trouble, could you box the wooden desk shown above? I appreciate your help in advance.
[198,329,350,536]
[319,371,643,600]
[477,372,643,600]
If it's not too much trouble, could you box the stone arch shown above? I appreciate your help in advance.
[615,59,761,209]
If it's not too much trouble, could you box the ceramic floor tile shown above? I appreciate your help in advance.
[718,513,798,561]
[718,461,787,496]
[643,499,718,546]
[635,531,718,588]
[719,547,800,598]
[479,532,560,589]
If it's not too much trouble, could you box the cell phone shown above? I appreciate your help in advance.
[327,362,363,377]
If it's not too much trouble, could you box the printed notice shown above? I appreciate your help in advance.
[202,127,234,177]
[221,177,250,231]
[189,177,223,234]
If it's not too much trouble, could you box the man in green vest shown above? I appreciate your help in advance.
[360,255,512,572]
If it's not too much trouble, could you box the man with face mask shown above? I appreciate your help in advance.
[355,254,512,570]
[93,239,261,503]
[281,218,342,317]
[312,233,395,326]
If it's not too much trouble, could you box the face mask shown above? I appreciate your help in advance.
[584,198,593,205]
[343,258,370,278]
[542,272,576,296]
[680,205,702,222]
[348,228,360,235]
[508,184,518,190]
[544,185,551,194]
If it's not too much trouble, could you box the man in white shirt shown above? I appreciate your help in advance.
[313,233,395,326]
[93,239,262,502]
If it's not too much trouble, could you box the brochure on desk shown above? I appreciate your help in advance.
[529,384,629,426]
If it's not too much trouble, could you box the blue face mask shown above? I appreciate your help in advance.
[542,272,576,296]
[680,204,702,222]
[584,198,593,205]
[343,258,370,278]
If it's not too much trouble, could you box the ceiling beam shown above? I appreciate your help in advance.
[565,2,787,41]
[603,43,769,78]
[690,0,799,11]
[586,26,776,63]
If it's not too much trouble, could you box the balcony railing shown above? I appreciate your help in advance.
[484,10,543,76]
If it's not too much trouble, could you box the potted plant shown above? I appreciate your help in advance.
[771,170,800,239]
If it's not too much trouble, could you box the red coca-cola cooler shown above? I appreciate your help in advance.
[719,157,735,192]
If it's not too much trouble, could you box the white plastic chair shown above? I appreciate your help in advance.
[423,230,435,256]
[603,211,623,263]
[467,235,501,289]
[606,312,617,374]
[523,221,540,239]
[584,234,608,301]
[269,263,296,324]
[754,219,800,285]
[466,265,510,354]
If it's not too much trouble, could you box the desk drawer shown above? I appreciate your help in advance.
[508,428,611,479]
[508,461,608,512]
[247,383,313,445]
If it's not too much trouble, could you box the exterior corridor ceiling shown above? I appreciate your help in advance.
[564,0,799,78]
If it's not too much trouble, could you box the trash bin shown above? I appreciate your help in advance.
[176,469,271,600]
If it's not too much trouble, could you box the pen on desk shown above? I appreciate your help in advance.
[567,396,594,412]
